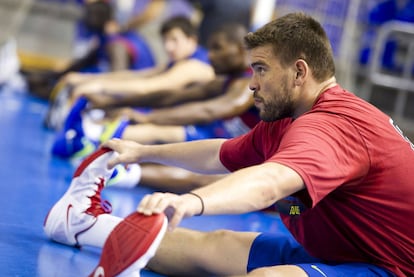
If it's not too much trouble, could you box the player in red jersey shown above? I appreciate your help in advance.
[47,12,414,276]
[104,12,414,276]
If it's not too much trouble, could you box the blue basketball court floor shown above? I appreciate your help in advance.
[0,90,287,276]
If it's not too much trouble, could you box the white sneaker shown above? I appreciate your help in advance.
[44,83,72,131]
[43,147,117,246]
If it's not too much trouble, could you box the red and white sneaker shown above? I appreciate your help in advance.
[89,212,168,277]
[43,147,117,246]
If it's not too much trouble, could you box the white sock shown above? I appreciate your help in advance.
[77,213,123,248]
[82,109,105,141]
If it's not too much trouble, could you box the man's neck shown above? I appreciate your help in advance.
[293,76,337,118]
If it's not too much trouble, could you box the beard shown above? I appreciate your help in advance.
[258,83,295,122]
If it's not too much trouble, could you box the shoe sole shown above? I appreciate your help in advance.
[89,212,168,277]
[44,147,116,246]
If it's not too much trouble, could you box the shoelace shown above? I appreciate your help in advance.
[86,177,112,215]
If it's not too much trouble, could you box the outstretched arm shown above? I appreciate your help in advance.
[141,162,305,229]
[103,138,228,174]
[58,48,100,77]
[74,59,215,98]
[133,78,253,125]
[59,63,164,93]
[102,137,305,230]
[87,77,225,109]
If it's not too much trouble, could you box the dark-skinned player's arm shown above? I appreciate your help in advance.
[138,78,253,125]
[88,77,225,109]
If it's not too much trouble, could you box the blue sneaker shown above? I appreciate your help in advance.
[51,96,96,159]
[99,118,129,143]
[63,96,88,133]
[51,130,96,159]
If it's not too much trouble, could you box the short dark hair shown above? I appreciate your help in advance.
[160,16,198,38]
[244,12,335,81]
[210,22,247,45]
[84,1,113,32]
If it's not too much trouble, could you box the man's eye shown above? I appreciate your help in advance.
[256,67,265,74]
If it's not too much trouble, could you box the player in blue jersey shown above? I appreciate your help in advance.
[26,0,155,100]
[74,0,156,73]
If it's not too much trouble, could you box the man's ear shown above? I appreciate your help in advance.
[294,59,308,86]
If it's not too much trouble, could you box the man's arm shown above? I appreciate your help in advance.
[54,48,99,80]
[88,77,225,109]
[61,64,164,91]
[140,162,305,229]
[136,78,253,125]
[80,59,215,96]
[103,138,228,174]
[103,137,305,229]
[106,41,131,71]
[188,162,304,215]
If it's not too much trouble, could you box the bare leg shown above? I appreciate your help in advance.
[140,163,227,193]
[122,124,186,144]
[147,228,258,276]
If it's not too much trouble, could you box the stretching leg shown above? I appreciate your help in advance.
[147,228,258,276]
[140,163,227,193]
[147,228,308,277]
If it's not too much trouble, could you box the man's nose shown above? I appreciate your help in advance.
[249,76,259,92]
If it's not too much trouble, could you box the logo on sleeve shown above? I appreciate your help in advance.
[275,196,307,216]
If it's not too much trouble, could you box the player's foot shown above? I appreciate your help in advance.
[99,118,130,143]
[51,96,97,159]
[51,130,96,160]
[107,164,142,188]
[89,212,168,277]
[43,81,71,130]
[63,95,88,132]
[44,147,117,246]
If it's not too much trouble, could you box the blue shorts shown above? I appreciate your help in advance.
[248,233,395,277]
[184,120,232,141]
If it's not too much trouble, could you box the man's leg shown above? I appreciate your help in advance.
[146,228,394,277]
[140,163,226,193]
[84,222,307,277]
[148,229,259,276]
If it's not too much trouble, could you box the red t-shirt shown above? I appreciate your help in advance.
[220,85,414,276]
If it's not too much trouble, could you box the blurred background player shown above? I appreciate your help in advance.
[26,0,155,100]
[44,15,214,131]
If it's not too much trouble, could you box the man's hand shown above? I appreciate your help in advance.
[137,192,204,230]
[72,80,104,101]
[62,72,92,87]
[102,139,143,169]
